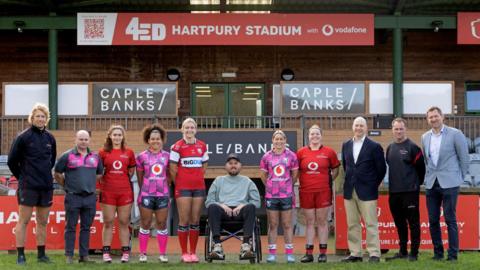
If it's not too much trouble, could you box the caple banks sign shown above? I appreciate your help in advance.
[92,83,177,115]
[281,83,365,115]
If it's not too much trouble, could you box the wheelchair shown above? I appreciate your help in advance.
[204,217,262,263]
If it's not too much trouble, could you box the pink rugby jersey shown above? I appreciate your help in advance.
[136,149,170,198]
[260,149,299,199]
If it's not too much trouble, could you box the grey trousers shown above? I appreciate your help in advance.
[64,193,96,257]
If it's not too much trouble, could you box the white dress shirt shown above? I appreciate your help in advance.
[353,135,366,164]
[429,126,444,167]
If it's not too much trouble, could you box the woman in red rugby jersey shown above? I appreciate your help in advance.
[169,118,208,263]
[98,125,136,263]
[297,124,340,263]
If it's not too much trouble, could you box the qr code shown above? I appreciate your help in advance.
[84,19,104,39]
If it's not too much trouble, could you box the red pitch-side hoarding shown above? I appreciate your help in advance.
[0,196,120,250]
[458,12,480,44]
[77,13,374,46]
[335,194,480,250]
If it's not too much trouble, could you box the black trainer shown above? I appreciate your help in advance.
[385,252,408,261]
[318,253,327,263]
[16,254,26,265]
[300,254,313,263]
[37,255,52,264]
[341,255,363,262]
[408,254,418,261]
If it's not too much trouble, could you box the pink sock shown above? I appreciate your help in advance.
[268,244,277,255]
[285,243,294,255]
[138,228,150,254]
[157,229,168,255]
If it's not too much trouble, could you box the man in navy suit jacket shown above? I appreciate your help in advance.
[341,116,386,263]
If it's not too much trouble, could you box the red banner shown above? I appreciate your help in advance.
[0,196,120,250]
[458,12,480,44]
[335,194,479,250]
[77,13,374,46]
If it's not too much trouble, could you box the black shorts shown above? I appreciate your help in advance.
[175,189,206,198]
[265,197,293,211]
[17,188,53,207]
[139,196,169,210]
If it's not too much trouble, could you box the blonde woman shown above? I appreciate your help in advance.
[297,125,339,263]
[169,118,208,263]
[8,103,57,265]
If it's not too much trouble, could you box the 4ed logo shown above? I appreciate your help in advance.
[471,18,480,39]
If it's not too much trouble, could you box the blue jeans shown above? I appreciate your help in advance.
[426,181,459,259]
[64,193,96,257]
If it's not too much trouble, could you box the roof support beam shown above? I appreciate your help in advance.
[0,16,75,29]
[0,15,456,30]
[375,15,455,29]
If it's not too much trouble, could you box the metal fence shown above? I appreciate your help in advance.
[1,114,479,154]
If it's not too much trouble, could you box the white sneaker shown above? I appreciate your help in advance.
[139,254,147,263]
[286,254,295,263]
[266,254,276,263]
[102,253,112,263]
[210,243,225,259]
[240,243,254,259]
[158,255,168,263]
[121,252,130,263]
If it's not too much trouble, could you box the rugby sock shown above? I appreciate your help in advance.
[157,229,169,255]
[17,247,25,256]
[102,246,111,254]
[189,224,200,254]
[285,243,294,255]
[122,246,130,255]
[177,225,189,254]
[319,244,327,255]
[268,244,277,255]
[37,245,45,257]
[138,228,150,254]
[305,244,314,255]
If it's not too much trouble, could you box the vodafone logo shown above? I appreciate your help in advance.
[322,24,334,36]
[471,18,480,39]
[307,162,319,171]
[112,160,122,170]
[151,164,162,175]
[273,165,285,177]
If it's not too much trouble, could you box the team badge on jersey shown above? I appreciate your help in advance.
[113,160,122,170]
[307,162,319,171]
[151,164,163,175]
[273,165,286,177]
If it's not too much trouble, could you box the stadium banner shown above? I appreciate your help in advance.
[0,196,120,250]
[335,194,480,250]
[92,83,178,115]
[457,12,480,44]
[165,130,298,167]
[281,82,365,115]
[77,13,374,46]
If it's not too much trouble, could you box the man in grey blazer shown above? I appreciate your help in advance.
[421,106,469,261]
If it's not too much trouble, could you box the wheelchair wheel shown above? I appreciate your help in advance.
[254,218,262,263]
[204,223,211,262]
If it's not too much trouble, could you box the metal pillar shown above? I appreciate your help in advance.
[48,28,58,129]
[393,27,403,117]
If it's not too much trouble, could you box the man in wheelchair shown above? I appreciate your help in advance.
[205,153,261,260]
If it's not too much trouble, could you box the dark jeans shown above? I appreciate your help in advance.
[426,181,459,259]
[207,204,256,242]
[389,191,420,256]
[64,193,96,257]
